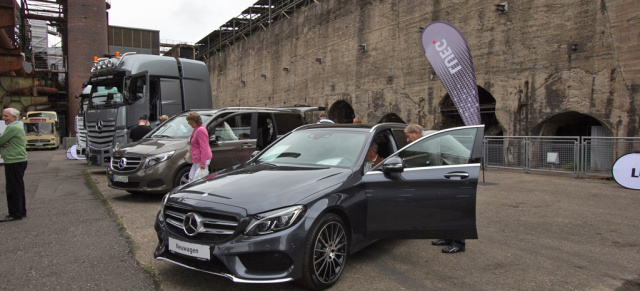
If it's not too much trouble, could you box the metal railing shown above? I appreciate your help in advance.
[580,137,640,177]
[483,136,640,177]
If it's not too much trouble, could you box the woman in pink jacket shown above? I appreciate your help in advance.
[184,112,212,181]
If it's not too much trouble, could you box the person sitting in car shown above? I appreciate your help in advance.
[364,143,384,172]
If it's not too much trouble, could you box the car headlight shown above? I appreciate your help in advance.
[244,205,306,236]
[145,151,175,168]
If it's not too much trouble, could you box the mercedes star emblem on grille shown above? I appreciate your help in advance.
[183,212,201,236]
[96,120,104,132]
[118,157,127,170]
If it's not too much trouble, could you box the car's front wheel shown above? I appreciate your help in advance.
[299,213,349,290]
[173,166,190,188]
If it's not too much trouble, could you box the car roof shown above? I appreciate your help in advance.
[180,107,303,115]
[295,122,407,132]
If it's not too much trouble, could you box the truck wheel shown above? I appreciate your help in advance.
[299,213,349,290]
[173,167,191,188]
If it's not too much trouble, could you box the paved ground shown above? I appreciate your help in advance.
[2,148,639,290]
[0,148,155,291]
[89,155,640,290]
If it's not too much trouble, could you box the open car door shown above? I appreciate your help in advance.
[363,125,484,239]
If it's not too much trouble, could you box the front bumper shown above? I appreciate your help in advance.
[88,148,111,166]
[107,164,176,194]
[153,211,309,283]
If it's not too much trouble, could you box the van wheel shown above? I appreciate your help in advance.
[299,213,348,290]
[173,167,191,188]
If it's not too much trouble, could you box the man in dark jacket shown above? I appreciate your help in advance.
[129,115,153,142]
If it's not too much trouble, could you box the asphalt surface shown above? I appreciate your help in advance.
[0,148,154,291]
[2,148,640,290]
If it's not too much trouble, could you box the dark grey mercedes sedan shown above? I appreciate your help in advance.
[153,123,484,290]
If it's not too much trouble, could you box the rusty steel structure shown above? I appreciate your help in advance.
[0,0,66,134]
[0,0,59,119]
[196,0,319,59]
[0,0,110,137]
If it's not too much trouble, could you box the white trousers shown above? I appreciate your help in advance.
[189,159,211,180]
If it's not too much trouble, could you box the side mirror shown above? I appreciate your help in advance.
[382,156,405,173]
[250,150,260,159]
[209,135,219,144]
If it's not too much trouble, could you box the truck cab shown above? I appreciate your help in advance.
[79,52,212,166]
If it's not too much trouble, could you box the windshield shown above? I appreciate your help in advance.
[24,123,54,134]
[256,129,367,168]
[150,113,215,138]
[88,79,125,107]
[27,112,56,120]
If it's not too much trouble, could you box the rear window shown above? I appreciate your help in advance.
[274,113,304,135]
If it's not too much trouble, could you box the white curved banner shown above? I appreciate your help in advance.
[612,153,640,190]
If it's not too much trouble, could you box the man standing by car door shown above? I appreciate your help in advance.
[0,108,28,222]
[404,123,466,253]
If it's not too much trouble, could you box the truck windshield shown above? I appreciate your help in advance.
[24,123,54,134]
[88,81,125,107]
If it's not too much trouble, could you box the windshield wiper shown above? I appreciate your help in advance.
[152,134,173,139]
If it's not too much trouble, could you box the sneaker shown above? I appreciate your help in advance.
[442,243,465,253]
[431,239,451,246]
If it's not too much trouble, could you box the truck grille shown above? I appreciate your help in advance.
[87,120,116,149]
[110,156,143,172]
[164,204,240,242]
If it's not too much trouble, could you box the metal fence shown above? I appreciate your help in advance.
[483,136,640,177]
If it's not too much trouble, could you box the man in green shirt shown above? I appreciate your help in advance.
[0,108,28,222]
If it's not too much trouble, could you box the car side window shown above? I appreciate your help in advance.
[215,113,252,141]
[392,129,409,149]
[398,128,477,168]
[273,113,304,135]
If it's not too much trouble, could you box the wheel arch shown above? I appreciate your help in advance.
[304,197,354,249]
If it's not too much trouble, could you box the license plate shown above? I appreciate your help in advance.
[113,175,128,183]
[168,237,210,260]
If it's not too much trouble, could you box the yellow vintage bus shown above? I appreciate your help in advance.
[23,115,60,149]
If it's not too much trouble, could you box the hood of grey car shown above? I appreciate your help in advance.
[170,163,351,215]
[115,138,188,156]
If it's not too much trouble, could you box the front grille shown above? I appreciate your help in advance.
[87,120,116,148]
[27,139,50,143]
[238,252,293,272]
[164,204,240,242]
[162,250,230,274]
[111,156,143,172]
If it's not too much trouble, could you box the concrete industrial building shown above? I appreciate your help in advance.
[197,0,639,138]
[3,0,638,141]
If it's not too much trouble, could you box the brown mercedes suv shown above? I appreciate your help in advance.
[107,107,318,194]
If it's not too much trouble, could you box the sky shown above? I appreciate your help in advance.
[107,0,257,44]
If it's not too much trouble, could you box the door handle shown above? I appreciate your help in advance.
[240,143,253,148]
[444,172,469,179]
